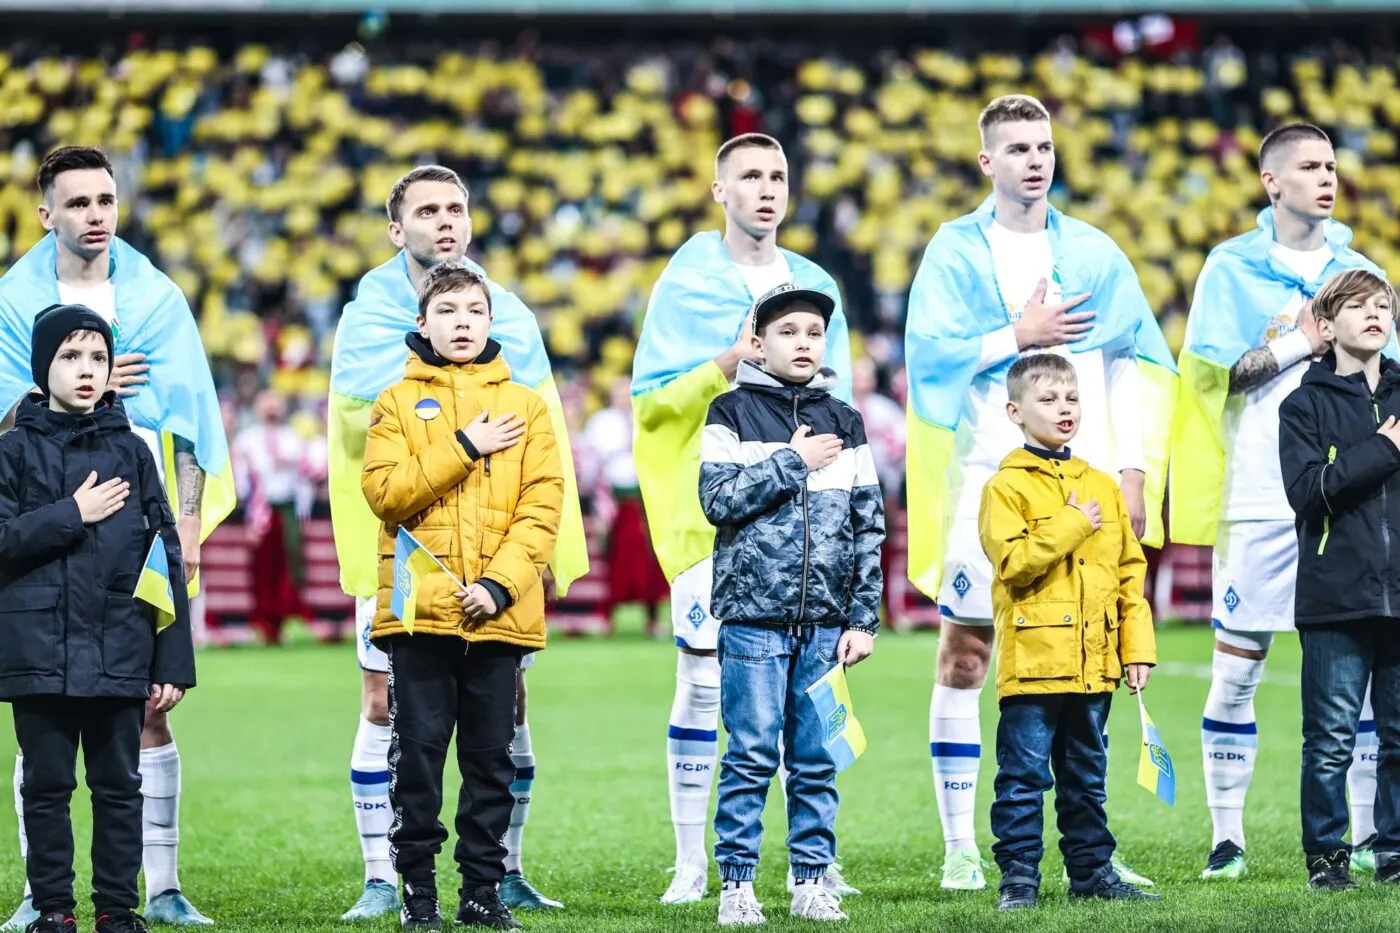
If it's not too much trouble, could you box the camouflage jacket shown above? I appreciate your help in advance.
[698,361,884,632]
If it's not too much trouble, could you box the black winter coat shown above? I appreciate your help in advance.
[0,393,194,700]
[1279,355,1400,626]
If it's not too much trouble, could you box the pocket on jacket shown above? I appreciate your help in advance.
[1102,610,1123,681]
[0,585,61,674]
[1011,601,1079,680]
[103,593,155,681]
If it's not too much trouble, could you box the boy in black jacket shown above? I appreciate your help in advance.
[1279,269,1400,891]
[0,305,193,933]
[698,284,884,926]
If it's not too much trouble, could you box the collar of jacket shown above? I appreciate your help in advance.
[1024,443,1072,461]
[402,334,510,387]
[998,445,1088,477]
[735,359,839,398]
[1302,352,1400,396]
[13,391,129,437]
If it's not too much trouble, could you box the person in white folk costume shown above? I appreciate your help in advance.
[631,133,857,905]
[1170,123,1389,881]
[0,146,236,928]
[904,95,1176,892]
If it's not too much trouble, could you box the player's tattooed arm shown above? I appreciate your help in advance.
[1228,346,1281,394]
[173,436,205,516]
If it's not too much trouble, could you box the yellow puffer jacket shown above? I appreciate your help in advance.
[978,448,1156,699]
[361,338,564,649]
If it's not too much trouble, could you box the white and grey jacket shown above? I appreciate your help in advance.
[699,361,884,632]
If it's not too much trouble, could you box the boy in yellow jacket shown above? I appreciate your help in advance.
[361,262,564,931]
[978,353,1158,912]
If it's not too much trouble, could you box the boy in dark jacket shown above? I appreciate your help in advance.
[1279,268,1400,891]
[698,283,884,926]
[0,305,192,933]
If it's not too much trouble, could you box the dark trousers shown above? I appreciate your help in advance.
[12,696,145,916]
[386,635,522,889]
[1300,620,1400,858]
[991,693,1115,890]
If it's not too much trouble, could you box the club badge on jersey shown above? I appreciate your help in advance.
[1005,266,1063,321]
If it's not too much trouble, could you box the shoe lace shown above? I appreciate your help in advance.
[34,916,73,933]
[1207,841,1242,870]
[403,890,439,921]
[798,884,843,918]
[97,912,147,933]
[463,888,512,922]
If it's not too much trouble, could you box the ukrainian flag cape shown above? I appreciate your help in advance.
[328,252,587,598]
[0,234,235,552]
[632,231,852,582]
[904,197,1177,597]
[1170,208,1388,545]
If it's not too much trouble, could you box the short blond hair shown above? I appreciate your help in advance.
[1007,352,1077,402]
[1312,269,1398,326]
[715,133,783,177]
[978,94,1052,148]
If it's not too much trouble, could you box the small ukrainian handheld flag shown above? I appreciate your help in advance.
[133,536,176,633]
[1136,691,1176,806]
[804,664,868,772]
[391,527,454,634]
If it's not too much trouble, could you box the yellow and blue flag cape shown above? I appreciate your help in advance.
[632,231,852,581]
[1135,692,1175,806]
[390,526,459,634]
[134,535,177,633]
[328,251,587,599]
[904,197,1177,597]
[0,234,236,570]
[1169,207,1391,545]
[805,664,867,772]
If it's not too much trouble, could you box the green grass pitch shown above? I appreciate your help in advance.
[0,625,1390,931]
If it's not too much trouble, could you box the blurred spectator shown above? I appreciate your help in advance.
[580,375,667,633]
[233,390,314,643]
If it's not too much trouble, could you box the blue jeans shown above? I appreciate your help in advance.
[713,623,842,882]
[1299,621,1400,858]
[991,694,1116,890]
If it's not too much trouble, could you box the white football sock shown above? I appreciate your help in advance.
[14,753,28,901]
[140,742,182,898]
[1202,651,1263,850]
[351,716,396,884]
[1351,683,1378,845]
[505,722,534,876]
[668,652,720,871]
[930,684,982,854]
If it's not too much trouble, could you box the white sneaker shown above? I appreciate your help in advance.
[790,882,848,921]
[718,886,767,926]
[786,864,859,897]
[661,859,709,905]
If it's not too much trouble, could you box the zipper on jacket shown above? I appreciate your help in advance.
[1377,400,1392,615]
[793,392,810,623]
[1318,445,1337,556]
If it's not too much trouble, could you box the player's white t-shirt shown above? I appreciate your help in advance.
[1217,243,1331,521]
[949,222,1144,521]
[735,255,792,305]
[58,280,164,474]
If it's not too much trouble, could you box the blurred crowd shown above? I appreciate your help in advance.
[2,16,1398,626]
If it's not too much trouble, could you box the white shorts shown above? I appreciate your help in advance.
[355,597,389,673]
[1211,519,1298,633]
[936,517,994,627]
[355,595,536,672]
[672,556,721,651]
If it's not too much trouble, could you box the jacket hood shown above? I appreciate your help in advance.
[403,334,509,387]
[997,446,1088,478]
[735,359,839,396]
[13,391,130,437]
[1301,353,1400,395]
